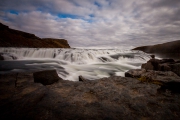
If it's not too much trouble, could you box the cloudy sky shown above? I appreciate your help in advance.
[0,0,180,48]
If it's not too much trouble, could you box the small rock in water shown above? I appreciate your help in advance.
[79,75,86,82]
[150,54,155,59]
[33,70,62,85]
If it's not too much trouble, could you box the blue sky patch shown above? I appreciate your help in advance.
[58,13,79,19]
[94,1,101,7]
[9,10,18,15]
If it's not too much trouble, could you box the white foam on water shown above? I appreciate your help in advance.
[0,48,151,81]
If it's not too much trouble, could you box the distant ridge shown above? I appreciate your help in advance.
[0,23,70,48]
[132,40,180,59]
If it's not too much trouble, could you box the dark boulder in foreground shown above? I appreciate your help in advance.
[1,73,180,119]
[79,75,86,82]
[125,69,146,78]
[33,70,62,85]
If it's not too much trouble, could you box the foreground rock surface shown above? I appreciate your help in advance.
[0,73,180,120]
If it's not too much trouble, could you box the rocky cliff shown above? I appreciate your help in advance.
[0,23,70,48]
[133,40,180,59]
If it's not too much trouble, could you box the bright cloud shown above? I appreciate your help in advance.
[0,0,180,48]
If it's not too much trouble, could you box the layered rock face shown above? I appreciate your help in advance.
[0,23,70,48]
[133,40,180,60]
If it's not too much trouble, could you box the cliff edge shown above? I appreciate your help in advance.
[0,23,70,48]
[132,40,180,59]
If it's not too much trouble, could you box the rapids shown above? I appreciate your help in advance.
[0,48,151,81]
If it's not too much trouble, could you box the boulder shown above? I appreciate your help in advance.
[125,69,146,78]
[141,59,161,70]
[169,63,180,77]
[79,75,86,82]
[141,58,179,72]
[141,62,154,70]
[33,70,62,85]
[150,54,155,59]
[159,63,171,71]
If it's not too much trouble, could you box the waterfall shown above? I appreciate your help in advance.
[0,48,151,81]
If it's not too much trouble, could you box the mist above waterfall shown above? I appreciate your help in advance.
[0,48,151,81]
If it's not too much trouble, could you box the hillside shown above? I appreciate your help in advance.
[133,40,180,59]
[0,23,70,48]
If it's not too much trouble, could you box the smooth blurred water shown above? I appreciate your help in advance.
[0,48,151,81]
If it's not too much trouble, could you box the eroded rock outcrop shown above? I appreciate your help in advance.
[125,69,180,83]
[132,40,180,60]
[0,23,70,48]
[141,58,180,76]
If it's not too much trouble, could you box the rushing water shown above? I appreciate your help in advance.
[0,48,151,81]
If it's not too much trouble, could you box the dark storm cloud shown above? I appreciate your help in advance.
[0,0,180,48]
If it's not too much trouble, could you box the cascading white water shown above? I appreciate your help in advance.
[0,48,151,81]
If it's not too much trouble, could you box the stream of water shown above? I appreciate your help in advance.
[0,48,151,81]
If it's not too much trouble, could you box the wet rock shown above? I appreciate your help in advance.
[141,62,154,70]
[0,53,17,60]
[33,70,62,85]
[79,75,86,82]
[141,59,162,70]
[125,69,146,78]
[150,54,155,59]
